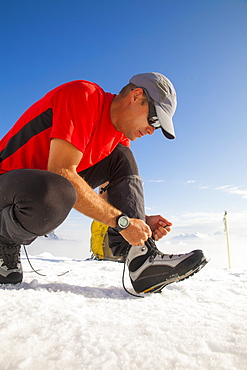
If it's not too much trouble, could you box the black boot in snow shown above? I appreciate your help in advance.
[0,243,23,284]
[126,238,209,293]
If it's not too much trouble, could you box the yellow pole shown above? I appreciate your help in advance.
[223,211,231,269]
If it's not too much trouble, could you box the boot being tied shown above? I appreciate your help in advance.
[126,238,210,294]
[0,242,23,284]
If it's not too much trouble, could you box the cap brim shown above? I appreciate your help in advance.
[155,103,176,140]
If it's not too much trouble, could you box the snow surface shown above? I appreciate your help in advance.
[1,242,247,370]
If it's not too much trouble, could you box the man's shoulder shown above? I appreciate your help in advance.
[54,80,105,95]
[48,80,110,108]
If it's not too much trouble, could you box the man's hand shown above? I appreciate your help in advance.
[145,215,172,241]
[120,218,152,246]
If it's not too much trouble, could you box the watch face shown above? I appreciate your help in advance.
[119,216,129,228]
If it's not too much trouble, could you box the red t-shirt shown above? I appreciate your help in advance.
[0,80,130,174]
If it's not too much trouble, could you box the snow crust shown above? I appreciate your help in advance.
[1,248,246,370]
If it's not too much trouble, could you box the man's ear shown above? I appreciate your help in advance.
[130,87,145,103]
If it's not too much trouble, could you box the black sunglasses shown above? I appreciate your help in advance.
[141,87,161,129]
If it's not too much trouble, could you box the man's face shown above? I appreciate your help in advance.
[116,89,156,141]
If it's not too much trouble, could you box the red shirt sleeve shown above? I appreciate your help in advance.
[50,81,104,153]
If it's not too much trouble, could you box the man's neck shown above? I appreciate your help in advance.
[110,94,123,132]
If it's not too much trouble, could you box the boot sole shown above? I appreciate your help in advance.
[0,272,23,284]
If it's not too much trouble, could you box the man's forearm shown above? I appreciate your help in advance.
[55,168,121,227]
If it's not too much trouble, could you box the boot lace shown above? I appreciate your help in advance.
[146,238,165,259]
[122,244,144,298]
[23,245,70,277]
[146,238,184,262]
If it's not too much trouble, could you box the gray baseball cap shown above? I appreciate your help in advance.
[129,72,177,139]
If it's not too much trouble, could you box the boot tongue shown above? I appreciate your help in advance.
[0,244,20,269]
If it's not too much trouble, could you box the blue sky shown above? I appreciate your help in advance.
[1,0,246,238]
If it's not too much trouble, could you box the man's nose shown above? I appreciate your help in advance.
[146,126,155,136]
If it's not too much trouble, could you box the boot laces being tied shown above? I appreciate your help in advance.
[145,238,185,262]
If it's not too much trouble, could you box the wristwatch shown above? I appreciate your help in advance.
[115,214,130,232]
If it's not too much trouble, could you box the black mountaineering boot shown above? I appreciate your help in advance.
[126,238,209,293]
[0,243,23,284]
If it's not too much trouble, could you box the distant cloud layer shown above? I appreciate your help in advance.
[147,179,166,183]
[215,185,247,199]
[169,211,247,237]
[185,180,247,199]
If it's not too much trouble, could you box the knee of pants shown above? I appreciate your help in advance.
[109,144,139,179]
[0,169,77,235]
[78,144,139,189]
